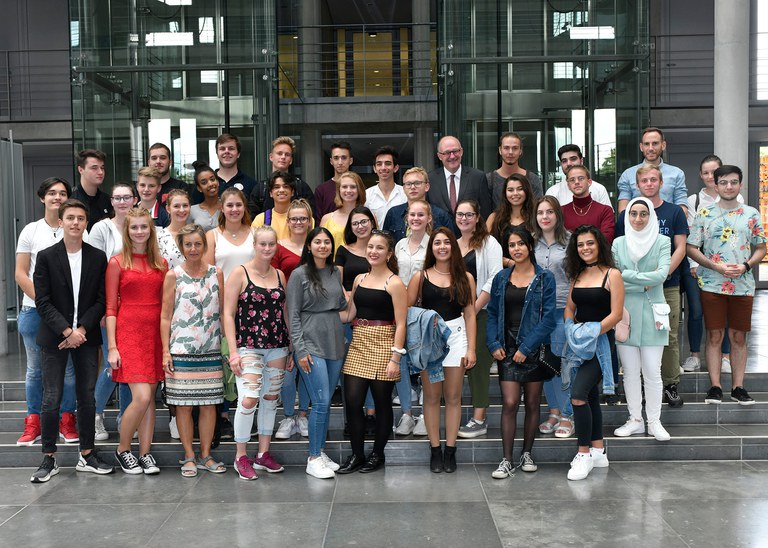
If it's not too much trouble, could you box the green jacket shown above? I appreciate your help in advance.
[611,235,671,347]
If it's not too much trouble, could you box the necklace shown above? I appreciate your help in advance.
[433,266,450,275]
[252,266,271,279]
[45,220,62,238]
[572,199,594,217]
[585,261,599,267]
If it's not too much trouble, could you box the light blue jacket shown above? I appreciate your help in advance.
[405,307,451,384]
[563,319,615,394]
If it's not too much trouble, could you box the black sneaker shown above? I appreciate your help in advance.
[664,384,684,408]
[138,453,160,475]
[219,416,234,440]
[115,449,143,475]
[76,451,114,475]
[602,394,621,406]
[731,386,755,406]
[30,455,59,483]
[704,386,723,404]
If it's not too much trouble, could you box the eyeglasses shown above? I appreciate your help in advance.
[112,195,134,202]
[438,148,462,157]
[717,179,740,187]
[455,212,477,219]
[350,219,371,228]
[288,216,309,224]
[403,181,426,188]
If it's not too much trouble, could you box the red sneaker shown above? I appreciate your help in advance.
[252,451,284,473]
[17,414,41,446]
[59,412,79,443]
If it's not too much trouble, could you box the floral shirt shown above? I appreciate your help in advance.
[235,271,288,349]
[170,265,221,354]
[687,204,766,296]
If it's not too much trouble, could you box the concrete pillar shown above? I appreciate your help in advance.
[714,0,750,187]
[411,1,432,97]
[299,0,323,99]
[301,128,323,189]
[414,127,436,170]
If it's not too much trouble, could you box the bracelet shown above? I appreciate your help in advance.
[390,346,406,355]
[389,359,401,365]
[743,261,752,272]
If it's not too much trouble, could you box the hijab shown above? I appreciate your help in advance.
[624,197,659,265]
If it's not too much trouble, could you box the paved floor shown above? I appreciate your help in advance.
[1,461,767,547]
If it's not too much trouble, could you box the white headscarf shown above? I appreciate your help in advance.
[624,197,659,265]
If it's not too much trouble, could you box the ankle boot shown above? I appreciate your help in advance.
[444,445,457,473]
[430,445,444,473]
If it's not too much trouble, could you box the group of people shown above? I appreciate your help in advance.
[16,126,766,485]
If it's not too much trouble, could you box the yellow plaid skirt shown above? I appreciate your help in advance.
[343,324,400,381]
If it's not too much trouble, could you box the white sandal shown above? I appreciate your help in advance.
[554,417,575,438]
[539,413,561,434]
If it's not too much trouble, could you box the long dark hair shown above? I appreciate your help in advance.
[423,227,473,307]
[456,199,490,251]
[532,196,570,247]
[565,225,615,280]
[369,230,399,275]
[344,206,377,245]
[491,173,535,243]
[299,226,337,295]
[506,226,537,267]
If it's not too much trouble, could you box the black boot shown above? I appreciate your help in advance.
[444,445,457,473]
[430,445,444,473]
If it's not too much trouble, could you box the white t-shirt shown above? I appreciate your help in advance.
[67,249,83,327]
[366,183,407,227]
[16,220,89,308]
[546,179,613,208]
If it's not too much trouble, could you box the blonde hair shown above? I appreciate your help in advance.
[334,172,366,209]
[137,166,161,183]
[407,198,433,235]
[253,225,278,243]
[403,166,429,184]
[635,163,663,183]
[218,187,252,228]
[121,207,165,271]
[176,224,208,254]
[271,136,295,151]
[165,188,190,209]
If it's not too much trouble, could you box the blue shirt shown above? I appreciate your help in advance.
[617,160,687,206]
[616,200,688,288]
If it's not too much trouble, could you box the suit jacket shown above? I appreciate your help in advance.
[34,240,107,349]
[427,165,493,218]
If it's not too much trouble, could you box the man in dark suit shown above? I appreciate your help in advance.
[427,136,493,218]
[31,199,114,482]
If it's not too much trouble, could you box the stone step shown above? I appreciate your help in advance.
[3,423,768,469]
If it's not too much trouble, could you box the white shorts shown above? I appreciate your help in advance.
[442,315,467,367]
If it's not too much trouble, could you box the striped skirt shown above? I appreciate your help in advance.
[166,353,225,406]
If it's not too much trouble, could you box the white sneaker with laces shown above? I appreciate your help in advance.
[647,420,671,441]
[491,458,513,479]
[275,417,296,439]
[94,413,108,441]
[394,414,416,435]
[682,356,700,372]
[721,356,731,373]
[320,451,340,472]
[613,418,645,437]
[306,456,335,479]
[590,447,609,468]
[412,414,428,436]
[297,415,309,437]
[567,452,594,481]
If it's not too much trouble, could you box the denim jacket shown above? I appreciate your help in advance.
[405,306,451,384]
[562,318,615,395]
[486,265,557,359]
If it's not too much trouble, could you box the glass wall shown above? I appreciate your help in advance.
[439,0,650,197]
[70,0,277,184]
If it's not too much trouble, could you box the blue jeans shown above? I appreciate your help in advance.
[680,266,730,354]
[94,326,131,415]
[394,357,414,413]
[281,355,311,417]
[297,355,343,457]
[18,306,76,416]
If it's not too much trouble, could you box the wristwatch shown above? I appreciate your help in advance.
[743,261,752,272]
[391,346,407,355]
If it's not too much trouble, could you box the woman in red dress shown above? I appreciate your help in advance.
[106,207,168,475]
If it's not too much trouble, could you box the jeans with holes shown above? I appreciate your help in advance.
[297,355,344,457]
[18,306,76,416]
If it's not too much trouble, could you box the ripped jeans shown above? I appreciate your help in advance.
[233,347,288,443]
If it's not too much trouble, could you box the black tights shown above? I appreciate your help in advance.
[570,357,603,447]
[499,380,543,461]
[344,375,395,457]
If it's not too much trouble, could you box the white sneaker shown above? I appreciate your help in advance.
[491,458,514,479]
[392,395,401,405]
[490,361,498,375]
[682,356,700,372]
[320,451,340,471]
[169,416,180,440]
[647,420,671,441]
[306,456,335,479]
[567,452,594,481]
[394,414,416,435]
[275,417,296,440]
[412,414,428,436]
[116,415,138,440]
[410,388,419,403]
[721,356,731,373]
[419,390,423,405]
[297,415,309,437]
[590,447,610,468]
[613,418,645,437]
[94,414,108,441]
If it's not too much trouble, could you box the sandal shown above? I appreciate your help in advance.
[539,413,561,434]
[179,456,198,478]
[554,417,575,438]
[196,455,227,473]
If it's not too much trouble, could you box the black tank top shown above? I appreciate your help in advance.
[571,269,612,323]
[421,273,462,321]
[235,267,288,348]
[463,249,477,282]
[354,278,395,321]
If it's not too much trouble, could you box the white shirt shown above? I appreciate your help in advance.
[67,249,83,327]
[546,179,613,208]
[366,183,407,227]
[16,219,64,308]
[443,166,462,201]
[395,233,430,287]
